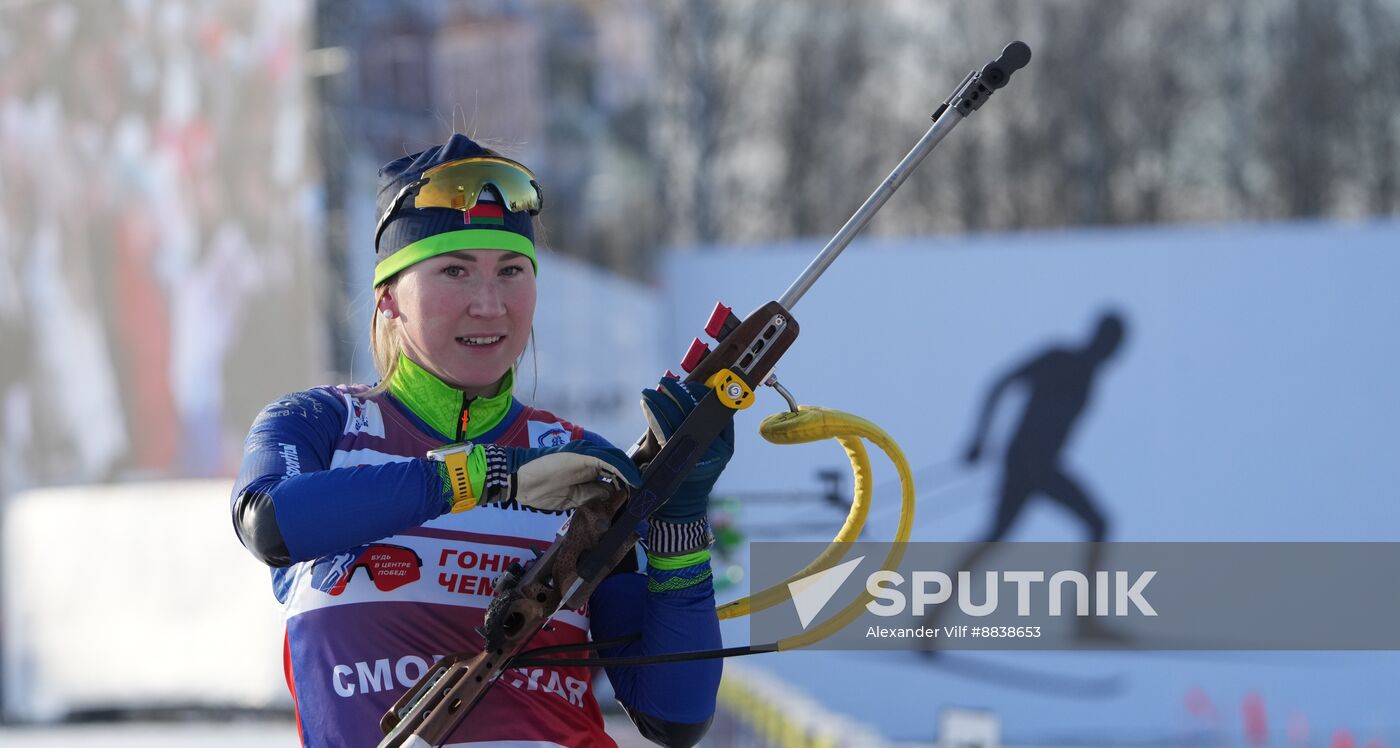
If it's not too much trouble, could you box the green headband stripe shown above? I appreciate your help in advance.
[374,230,537,286]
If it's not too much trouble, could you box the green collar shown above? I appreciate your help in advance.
[386,354,515,441]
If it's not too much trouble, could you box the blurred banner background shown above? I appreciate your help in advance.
[0,0,323,490]
[1,0,1398,746]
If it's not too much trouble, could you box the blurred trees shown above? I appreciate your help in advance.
[645,0,1400,255]
[316,0,1400,283]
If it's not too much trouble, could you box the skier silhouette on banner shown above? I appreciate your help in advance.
[923,311,1128,650]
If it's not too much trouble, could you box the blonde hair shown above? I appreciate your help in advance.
[367,283,402,396]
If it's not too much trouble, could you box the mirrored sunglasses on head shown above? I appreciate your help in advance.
[375,156,544,250]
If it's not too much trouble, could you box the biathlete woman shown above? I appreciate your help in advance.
[232,134,731,747]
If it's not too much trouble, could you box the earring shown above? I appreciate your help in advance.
[380,308,396,320]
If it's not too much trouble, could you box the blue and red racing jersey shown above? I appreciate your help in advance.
[231,365,721,747]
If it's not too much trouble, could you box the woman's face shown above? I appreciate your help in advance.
[383,249,536,397]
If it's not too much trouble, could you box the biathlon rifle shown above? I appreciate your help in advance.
[378,40,1031,748]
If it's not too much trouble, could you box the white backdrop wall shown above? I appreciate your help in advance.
[664,219,1400,744]
[2,482,289,721]
[518,248,664,446]
[664,220,1400,544]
